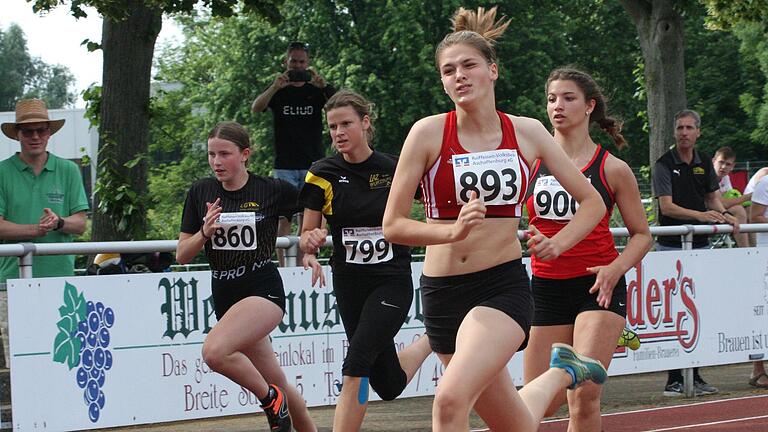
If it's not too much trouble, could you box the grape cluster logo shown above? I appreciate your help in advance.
[52,282,115,423]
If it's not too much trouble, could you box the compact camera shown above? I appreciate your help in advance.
[287,70,312,82]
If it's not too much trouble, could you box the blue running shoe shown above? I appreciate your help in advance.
[550,343,607,389]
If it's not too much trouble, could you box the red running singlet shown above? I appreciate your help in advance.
[420,111,530,220]
[525,146,618,279]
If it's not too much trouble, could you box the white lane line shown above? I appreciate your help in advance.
[643,414,768,431]
[468,394,768,431]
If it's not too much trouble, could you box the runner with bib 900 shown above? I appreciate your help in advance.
[176,122,316,432]
[299,90,431,432]
[383,7,609,432]
[523,68,652,432]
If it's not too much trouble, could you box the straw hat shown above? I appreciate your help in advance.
[1,99,65,140]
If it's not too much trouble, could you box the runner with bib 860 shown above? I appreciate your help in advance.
[299,90,431,431]
[176,122,316,432]
[523,67,652,432]
[383,7,610,432]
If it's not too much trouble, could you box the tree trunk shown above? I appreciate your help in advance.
[620,0,687,183]
[92,1,162,241]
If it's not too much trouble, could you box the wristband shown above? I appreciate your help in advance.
[200,228,211,240]
[721,210,733,216]
[54,217,65,231]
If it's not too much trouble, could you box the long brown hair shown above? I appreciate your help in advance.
[546,67,628,150]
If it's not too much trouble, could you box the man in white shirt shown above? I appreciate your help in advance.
[751,176,768,246]
[748,175,768,388]
[744,166,768,195]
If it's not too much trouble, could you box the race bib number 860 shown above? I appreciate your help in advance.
[342,227,393,264]
[452,149,522,205]
[212,212,257,250]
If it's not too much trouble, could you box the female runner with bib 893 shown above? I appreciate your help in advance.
[176,121,316,432]
[299,90,432,432]
[383,7,610,432]
[523,68,652,431]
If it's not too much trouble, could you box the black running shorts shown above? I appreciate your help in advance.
[210,260,285,320]
[419,259,533,354]
[531,273,627,326]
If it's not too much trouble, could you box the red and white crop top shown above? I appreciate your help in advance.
[420,110,531,219]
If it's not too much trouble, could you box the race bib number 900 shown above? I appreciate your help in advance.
[342,227,393,264]
[212,212,258,250]
[452,150,522,205]
[533,176,580,220]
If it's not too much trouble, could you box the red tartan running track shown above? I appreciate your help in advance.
[536,395,768,431]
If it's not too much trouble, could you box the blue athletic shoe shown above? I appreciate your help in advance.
[550,343,608,389]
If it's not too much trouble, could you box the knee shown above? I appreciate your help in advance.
[201,339,229,373]
[370,368,407,401]
[433,387,470,424]
[370,376,406,401]
[568,385,601,420]
[730,205,747,222]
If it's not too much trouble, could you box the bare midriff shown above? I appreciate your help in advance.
[422,217,522,277]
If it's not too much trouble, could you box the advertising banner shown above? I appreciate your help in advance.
[8,248,768,430]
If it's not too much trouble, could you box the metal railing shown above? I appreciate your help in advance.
[2,223,768,278]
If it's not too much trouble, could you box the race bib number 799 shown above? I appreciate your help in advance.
[452,149,522,205]
[212,212,258,250]
[342,227,393,264]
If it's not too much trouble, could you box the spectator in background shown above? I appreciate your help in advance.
[743,166,768,247]
[747,174,768,389]
[652,109,739,396]
[744,167,768,196]
[251,41,336,266]
[712,146,750,247]
[0,99,88,284]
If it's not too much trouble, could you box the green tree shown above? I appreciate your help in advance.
[620,0,689,175]
[733,24,768,152]
[684,10,761,159]
[146,0,765,238]
[701,0,768,30]
[0,23,75,110]
[26,0,283,241]
[700,1,768,160]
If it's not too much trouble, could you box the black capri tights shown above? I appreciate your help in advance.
[332,272,413,401]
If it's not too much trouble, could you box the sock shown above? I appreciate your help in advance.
[667,369,683,384]
[259,386,276,406]
[561,366,577,386]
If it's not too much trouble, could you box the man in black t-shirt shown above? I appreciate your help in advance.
[652,110,739,249]
[251,41,336,265]
[651,109,739,397]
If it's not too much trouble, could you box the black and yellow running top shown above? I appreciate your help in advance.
[298,152,413,275]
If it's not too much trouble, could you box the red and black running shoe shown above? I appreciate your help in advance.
[261,384,291,432]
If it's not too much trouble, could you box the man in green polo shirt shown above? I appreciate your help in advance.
[0,99,89,283]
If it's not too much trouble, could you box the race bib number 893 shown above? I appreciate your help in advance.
[452,149,522,205]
